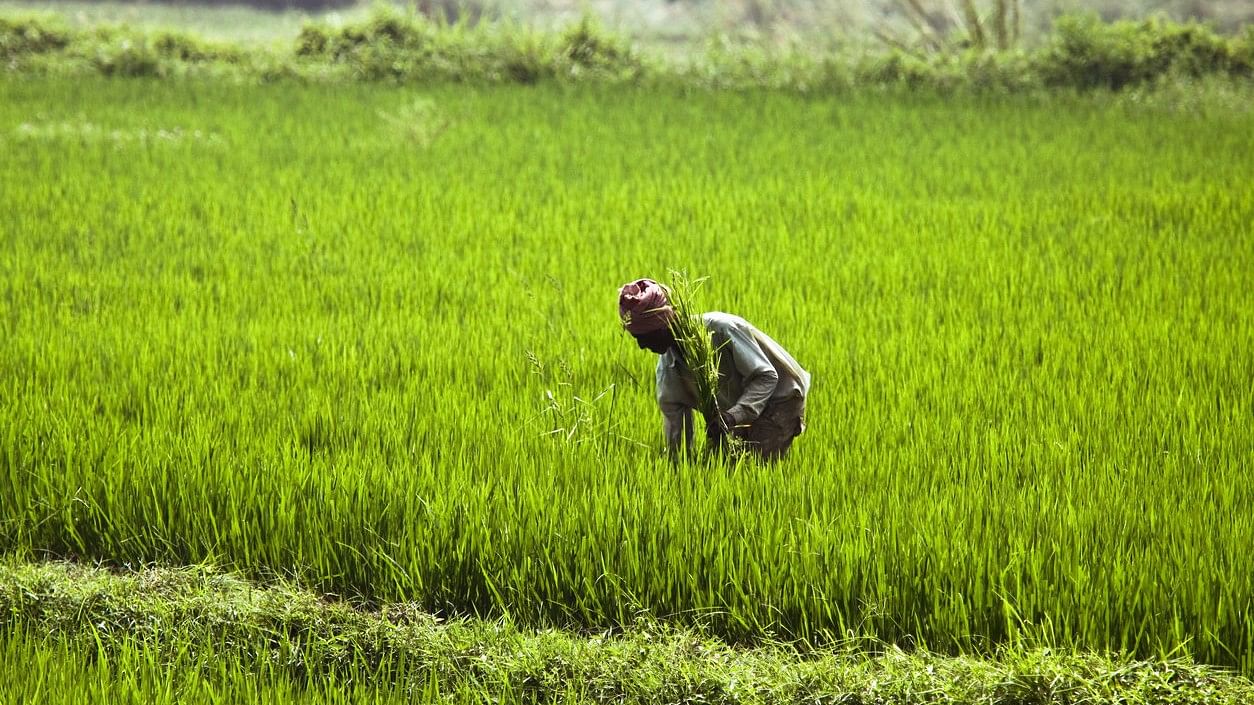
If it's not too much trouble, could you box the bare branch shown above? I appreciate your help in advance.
[873,28,932,59]
[993,0,1008,50]
[898,0,945,52]
[1010,0,1021,46]
[958,0,985,49]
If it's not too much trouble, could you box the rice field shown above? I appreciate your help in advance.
[1,73,1252,690]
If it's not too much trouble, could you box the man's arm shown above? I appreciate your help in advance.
[657,357,696,458]
[661,403,694,458]
[721,323,780,427]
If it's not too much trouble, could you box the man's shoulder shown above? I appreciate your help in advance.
[701,311,757,338]
[701,311,749,329]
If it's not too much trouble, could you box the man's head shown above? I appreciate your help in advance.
[618,278,677,355]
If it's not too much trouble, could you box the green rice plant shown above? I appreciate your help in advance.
[0,77,1251,678]
[527,350,625,449]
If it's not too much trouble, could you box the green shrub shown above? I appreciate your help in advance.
[292,8,442,80]
[286,10,643,84]
[0,16,71,60]
[88,37,162,78]
[1230,25,1254,76]
[499,32,553,85]
[854,51,944,89]
[1,8,1250,90]
[958,50,1036,92]
[555,16,641,79]
[1036,14,1240,89]
[1146,19,1233,76]
[349,9,429,51]
[151,31,237,64]
[323,8,432,60]
[294,24,331,57]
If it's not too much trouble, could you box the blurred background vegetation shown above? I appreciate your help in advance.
[3,1,1250,91]
[1,0,1250,49]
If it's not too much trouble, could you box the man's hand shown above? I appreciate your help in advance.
[705,410,737,441]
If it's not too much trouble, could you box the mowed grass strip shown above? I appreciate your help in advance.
[0,78,1252,671]
[4,561,1254,704]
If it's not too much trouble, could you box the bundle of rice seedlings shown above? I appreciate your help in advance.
[665,270,741,452]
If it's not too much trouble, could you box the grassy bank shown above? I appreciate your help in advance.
[4,561,1253,704]
[1,7,1252,90]
[2,77,1251,672]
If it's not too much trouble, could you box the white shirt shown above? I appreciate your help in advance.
[656,312,810,452]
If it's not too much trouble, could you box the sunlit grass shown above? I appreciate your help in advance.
[0,77,1252,675]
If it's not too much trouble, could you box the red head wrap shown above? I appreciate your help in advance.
[618,278,675,335]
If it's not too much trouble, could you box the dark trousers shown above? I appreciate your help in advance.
[720,395,806,461]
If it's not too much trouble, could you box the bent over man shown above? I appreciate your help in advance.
[618,278,811,461]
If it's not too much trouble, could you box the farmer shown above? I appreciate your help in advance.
[618,278,810,461]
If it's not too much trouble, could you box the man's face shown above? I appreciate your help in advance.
[632,328,674,354]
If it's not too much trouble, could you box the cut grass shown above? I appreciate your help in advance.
[3,560,1253,704]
